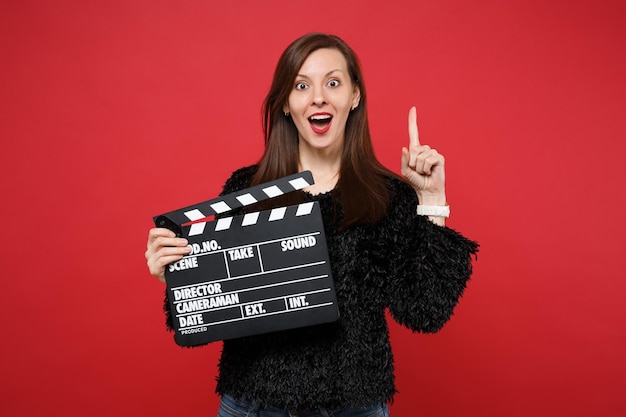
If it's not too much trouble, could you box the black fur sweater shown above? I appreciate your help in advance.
[168,165,478,409]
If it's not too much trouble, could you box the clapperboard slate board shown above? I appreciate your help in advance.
[153,171,339,346]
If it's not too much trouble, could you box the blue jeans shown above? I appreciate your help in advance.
[217,394,390,417]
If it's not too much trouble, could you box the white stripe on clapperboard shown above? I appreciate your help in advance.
[185,201,315,236]
[182,176,313,236]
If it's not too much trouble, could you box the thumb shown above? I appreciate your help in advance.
[401,147,424,190]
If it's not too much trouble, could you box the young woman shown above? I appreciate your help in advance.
[145,33,478,417]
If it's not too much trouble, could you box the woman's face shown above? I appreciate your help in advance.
[284,48,360,156]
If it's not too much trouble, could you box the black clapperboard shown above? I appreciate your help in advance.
[153,172,339,346]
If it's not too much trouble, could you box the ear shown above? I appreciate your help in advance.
[282,104,289,115]
[352,86,361,108]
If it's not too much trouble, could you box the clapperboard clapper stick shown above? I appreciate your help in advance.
[153,171,339,346]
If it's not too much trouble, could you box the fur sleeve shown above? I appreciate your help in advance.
[383,178,479,333]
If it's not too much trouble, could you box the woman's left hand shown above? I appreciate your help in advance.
[401,106,446,205]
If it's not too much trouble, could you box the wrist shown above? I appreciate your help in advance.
[416,191,446,206]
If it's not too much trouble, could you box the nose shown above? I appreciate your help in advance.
[311,85,326,106]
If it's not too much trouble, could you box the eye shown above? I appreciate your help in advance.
[295,81,308,90]
[327,79,340,88]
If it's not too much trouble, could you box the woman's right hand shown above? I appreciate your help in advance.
[145,228,191,283]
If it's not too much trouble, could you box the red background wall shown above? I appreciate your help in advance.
[1,1,625,416]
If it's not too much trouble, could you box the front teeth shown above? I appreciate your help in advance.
[309,115,332,121]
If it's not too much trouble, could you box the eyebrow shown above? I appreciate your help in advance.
[296,69,345,79]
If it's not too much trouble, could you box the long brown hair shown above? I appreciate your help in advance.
[252,33,396,229]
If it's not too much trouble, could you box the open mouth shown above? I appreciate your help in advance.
[308,113,333,134]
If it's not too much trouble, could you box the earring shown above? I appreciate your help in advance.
[284,111,290,117]
[351,102,359,111]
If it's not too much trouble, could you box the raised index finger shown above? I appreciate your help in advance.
[408,106,421,148]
